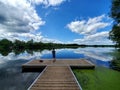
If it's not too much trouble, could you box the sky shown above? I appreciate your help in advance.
[0,0,114,45]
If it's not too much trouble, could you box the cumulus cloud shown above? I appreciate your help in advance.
[30,0,66,7]
[66,14,114,45]
[0,0,45,33]
[0,0,65,43]
[67,15,111,35]
[74,31,114,45]
[0,32,62,43]
[0,0,66,34]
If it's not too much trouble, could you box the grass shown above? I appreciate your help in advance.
[73,67,120,90]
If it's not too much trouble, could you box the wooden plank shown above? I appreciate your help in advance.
[25,59,93,65]
[22,59,95,72]
[28,66,81,90]
[22,59,95,89]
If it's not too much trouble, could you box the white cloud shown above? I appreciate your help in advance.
[74,31,114,45]
[0,32,62,43]
[67,15,111,35]
[30,0,66,7]
[0,0,45,33]
[0,0,65,43]
[66,14,114,45]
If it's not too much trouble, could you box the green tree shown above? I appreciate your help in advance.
[13,40,26,50]
[0,39,13,56]
[109,0,120,46]
[0,39,13,49]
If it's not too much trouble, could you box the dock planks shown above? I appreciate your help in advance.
[22,59,95,72]
[22,59,95,90]
[28,66,81,90]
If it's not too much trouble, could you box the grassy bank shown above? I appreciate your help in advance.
[73,67,120,90]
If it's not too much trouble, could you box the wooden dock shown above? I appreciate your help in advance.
[28,66,81,90]
[22,59,95,90]
[22,59,95,72]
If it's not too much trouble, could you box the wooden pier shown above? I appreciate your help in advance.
[28,66,81,90]
[22,59,95,90]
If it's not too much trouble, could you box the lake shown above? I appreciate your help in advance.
[0,47,120,90]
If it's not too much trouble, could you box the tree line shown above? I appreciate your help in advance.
[0,39,80,56]
[0,39,116,56]
[109,0,120,71]
[109,0,120,46]
[0,39,79,50]
[0,39,116,51]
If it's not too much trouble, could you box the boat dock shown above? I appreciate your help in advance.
[22,59,95,90]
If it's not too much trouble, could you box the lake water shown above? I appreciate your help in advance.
[0,47,120,90]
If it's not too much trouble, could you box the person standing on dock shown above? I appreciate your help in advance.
[52,48,56,62]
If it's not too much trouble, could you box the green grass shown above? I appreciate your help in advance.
[73,67,120,90]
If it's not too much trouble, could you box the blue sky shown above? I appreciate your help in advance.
[0,0,114,45]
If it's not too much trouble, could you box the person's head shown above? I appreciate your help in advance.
[53,48,55,50]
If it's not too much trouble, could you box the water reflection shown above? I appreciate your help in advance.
[73,47,114,67]
[74,47,114,61]
[52,48,56,62]
[0,60,39,90]
[0,47,119,89]
[0,47,116,66]
[0,50,51,64]
[109,49,120,70]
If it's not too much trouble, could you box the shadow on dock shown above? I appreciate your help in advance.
[22,66,46,72]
